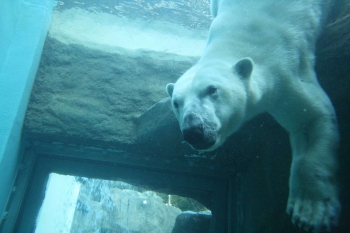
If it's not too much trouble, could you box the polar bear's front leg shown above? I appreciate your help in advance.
[287,114,340,232]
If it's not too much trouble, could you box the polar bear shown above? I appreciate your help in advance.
[165,0,340,232]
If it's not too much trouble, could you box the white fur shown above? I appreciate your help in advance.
[166,0,340,232]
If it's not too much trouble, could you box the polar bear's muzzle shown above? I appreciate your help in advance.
[182,112,217,150]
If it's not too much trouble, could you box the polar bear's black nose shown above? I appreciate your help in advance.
[182,113,216,150]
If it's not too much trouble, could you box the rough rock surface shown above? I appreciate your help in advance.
[171,211,211,233]
[70,179,181,233]
[24,37,197,145]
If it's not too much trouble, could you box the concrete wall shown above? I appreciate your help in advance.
[0,0,55,219]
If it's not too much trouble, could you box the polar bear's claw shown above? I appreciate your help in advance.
[287,197,340,233]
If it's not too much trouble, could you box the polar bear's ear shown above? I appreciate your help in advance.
[233,57,254,79]
[166,83,175,97]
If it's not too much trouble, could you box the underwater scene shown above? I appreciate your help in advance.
[0,0,349,232]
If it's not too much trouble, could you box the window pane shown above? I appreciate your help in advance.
[35,173,211,233]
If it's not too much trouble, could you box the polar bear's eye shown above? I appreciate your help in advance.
[173,101,179,108]
[207,85,218,95]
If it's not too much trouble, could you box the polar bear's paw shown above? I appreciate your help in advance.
[286,194,340,232]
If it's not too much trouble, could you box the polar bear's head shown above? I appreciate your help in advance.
[166,58,253,151]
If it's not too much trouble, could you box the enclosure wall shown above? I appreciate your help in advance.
[0,0,55,218]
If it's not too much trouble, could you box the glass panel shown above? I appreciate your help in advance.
[35,173,211,233]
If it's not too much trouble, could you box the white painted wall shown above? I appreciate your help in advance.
[35,174,80,233]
